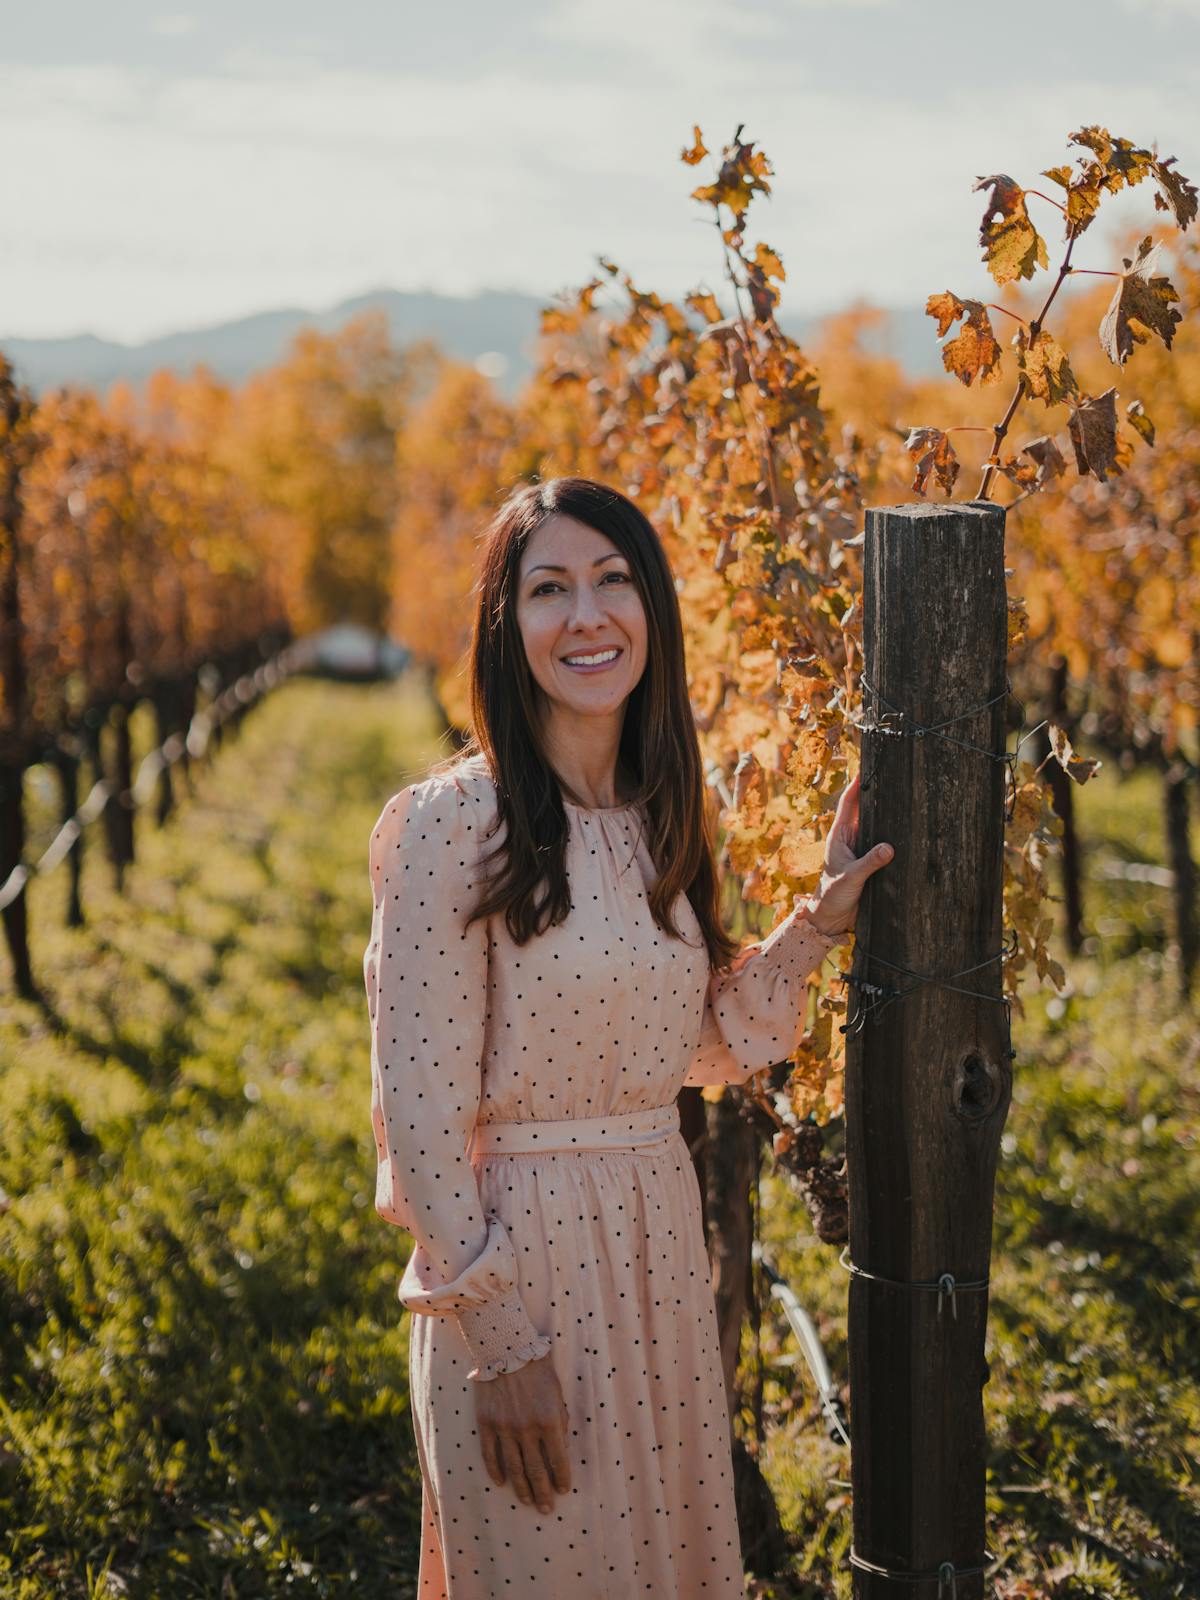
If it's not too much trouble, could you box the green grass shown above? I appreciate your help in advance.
[0,675,449,1598]
[2,675,1197,1597]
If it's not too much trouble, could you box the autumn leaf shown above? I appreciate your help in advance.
[1043,163,1103,235]
[746,264,780,324]
[1126,398,1156,445]
[1023,434,1068,486]
[1098,235,1182,365]
[1016,327,1077,405]
[732,749,767,821]
[1049,725,1102,783]
[685,289,725,325]
[1067,388,1119,481]
[691,133,773,219]
[973,175,1049,285]
[1151,153,1199,228]
[1055,129,1198,238]
[924,291,1003,386]
[777,836,827,879]
[998,453,1037,490]
[904,426,960,497]
[681,125,709,166]
[754,242,786,282]
[999,433,1067,493]
[1070,126,1154,193]
[1007,593,1029,650]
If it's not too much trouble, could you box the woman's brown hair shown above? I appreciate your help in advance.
[430,475,740,972]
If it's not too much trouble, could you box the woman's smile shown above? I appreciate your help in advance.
[560,646,623,674]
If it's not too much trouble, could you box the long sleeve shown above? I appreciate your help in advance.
[683,901,847,1088]
[363,774,552,1381]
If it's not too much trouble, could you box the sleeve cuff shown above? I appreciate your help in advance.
[786,899,852,955]
[454,1285,553,1382]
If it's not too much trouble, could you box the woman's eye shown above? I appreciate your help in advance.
[532,573,630,597]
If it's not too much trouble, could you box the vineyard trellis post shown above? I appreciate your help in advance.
[844,501,1012,1599]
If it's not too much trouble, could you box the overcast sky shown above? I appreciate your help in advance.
[3,0,1199,344]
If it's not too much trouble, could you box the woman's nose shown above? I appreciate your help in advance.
[567,588,606,627]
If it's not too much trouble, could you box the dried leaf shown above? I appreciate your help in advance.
[1151,153,1199,228]
[1049,724,1102,783]
[691,133,773,219]
[732,750,766,819]
[681,125,709,166]
[1007,593,1029,649]
[1023,434,1068,486]
[1067,388,1119,481]
[1056,128,1199,239]
[1126,398,1156,445]
[753,242,786,282]
[998,453,1037,490]
[1070,126,1154,192]
[1042,162,1103,236]
[1016,327,1077,405]
[1098,235,1182,365]
[746,265,779,324]
[685,289,724,325]
[925,291,1003,387]
[904,426,960,497]
[999,433,1067,494]
[973,175,1048,285]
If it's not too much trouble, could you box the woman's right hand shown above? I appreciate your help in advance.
[473,1352,571,1515]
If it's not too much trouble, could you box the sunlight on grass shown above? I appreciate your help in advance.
[2,682,1196,1596]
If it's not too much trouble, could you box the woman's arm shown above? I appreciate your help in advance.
[364,773,551,1381]
[683,902,846,1087]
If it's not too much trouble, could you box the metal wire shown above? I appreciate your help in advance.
[849,1547,997,1596]
[837,1245,989,1322]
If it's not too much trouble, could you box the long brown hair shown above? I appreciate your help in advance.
[431,475,740,971]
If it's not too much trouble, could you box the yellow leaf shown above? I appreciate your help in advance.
[973,174,1049,285]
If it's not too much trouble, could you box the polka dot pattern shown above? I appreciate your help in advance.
[362,752,844,1597]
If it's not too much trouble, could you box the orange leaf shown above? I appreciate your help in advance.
[973,175,1048,285]
[925,292,1003,387]
[903,426,960,497]
[681,125,709,166]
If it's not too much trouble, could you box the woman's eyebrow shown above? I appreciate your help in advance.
[526,553,625,575]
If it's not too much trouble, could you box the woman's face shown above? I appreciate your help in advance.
[514,513,648,729]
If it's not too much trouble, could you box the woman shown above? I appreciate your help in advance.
[363,476,893,1598]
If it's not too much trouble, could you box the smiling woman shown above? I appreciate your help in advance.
[363,476,880,1598]
[514,514,649,810]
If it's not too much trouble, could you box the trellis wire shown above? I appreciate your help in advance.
[0,647,299,913]
[848,1548,998,1598]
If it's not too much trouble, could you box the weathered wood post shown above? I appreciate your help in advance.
[844,501,1013,1599]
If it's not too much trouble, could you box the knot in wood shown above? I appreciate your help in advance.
[951,1049,1002,1123]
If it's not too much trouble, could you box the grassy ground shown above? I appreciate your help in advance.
[1,674,1196,1597]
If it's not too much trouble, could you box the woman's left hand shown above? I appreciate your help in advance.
[795,772,893,938]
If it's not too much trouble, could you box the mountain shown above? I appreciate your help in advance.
[0,288,945,400]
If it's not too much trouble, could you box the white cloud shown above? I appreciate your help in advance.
[149,14,199,37]
[0,50,1194,344]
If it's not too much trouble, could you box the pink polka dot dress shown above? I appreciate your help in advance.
[362,752,842,1599]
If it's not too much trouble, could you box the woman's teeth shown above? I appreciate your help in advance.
[563,648,620,670]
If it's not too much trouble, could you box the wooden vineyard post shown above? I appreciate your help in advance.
[844,501,1013,1599]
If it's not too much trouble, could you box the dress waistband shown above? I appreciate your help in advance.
[469,1101,681,1157]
